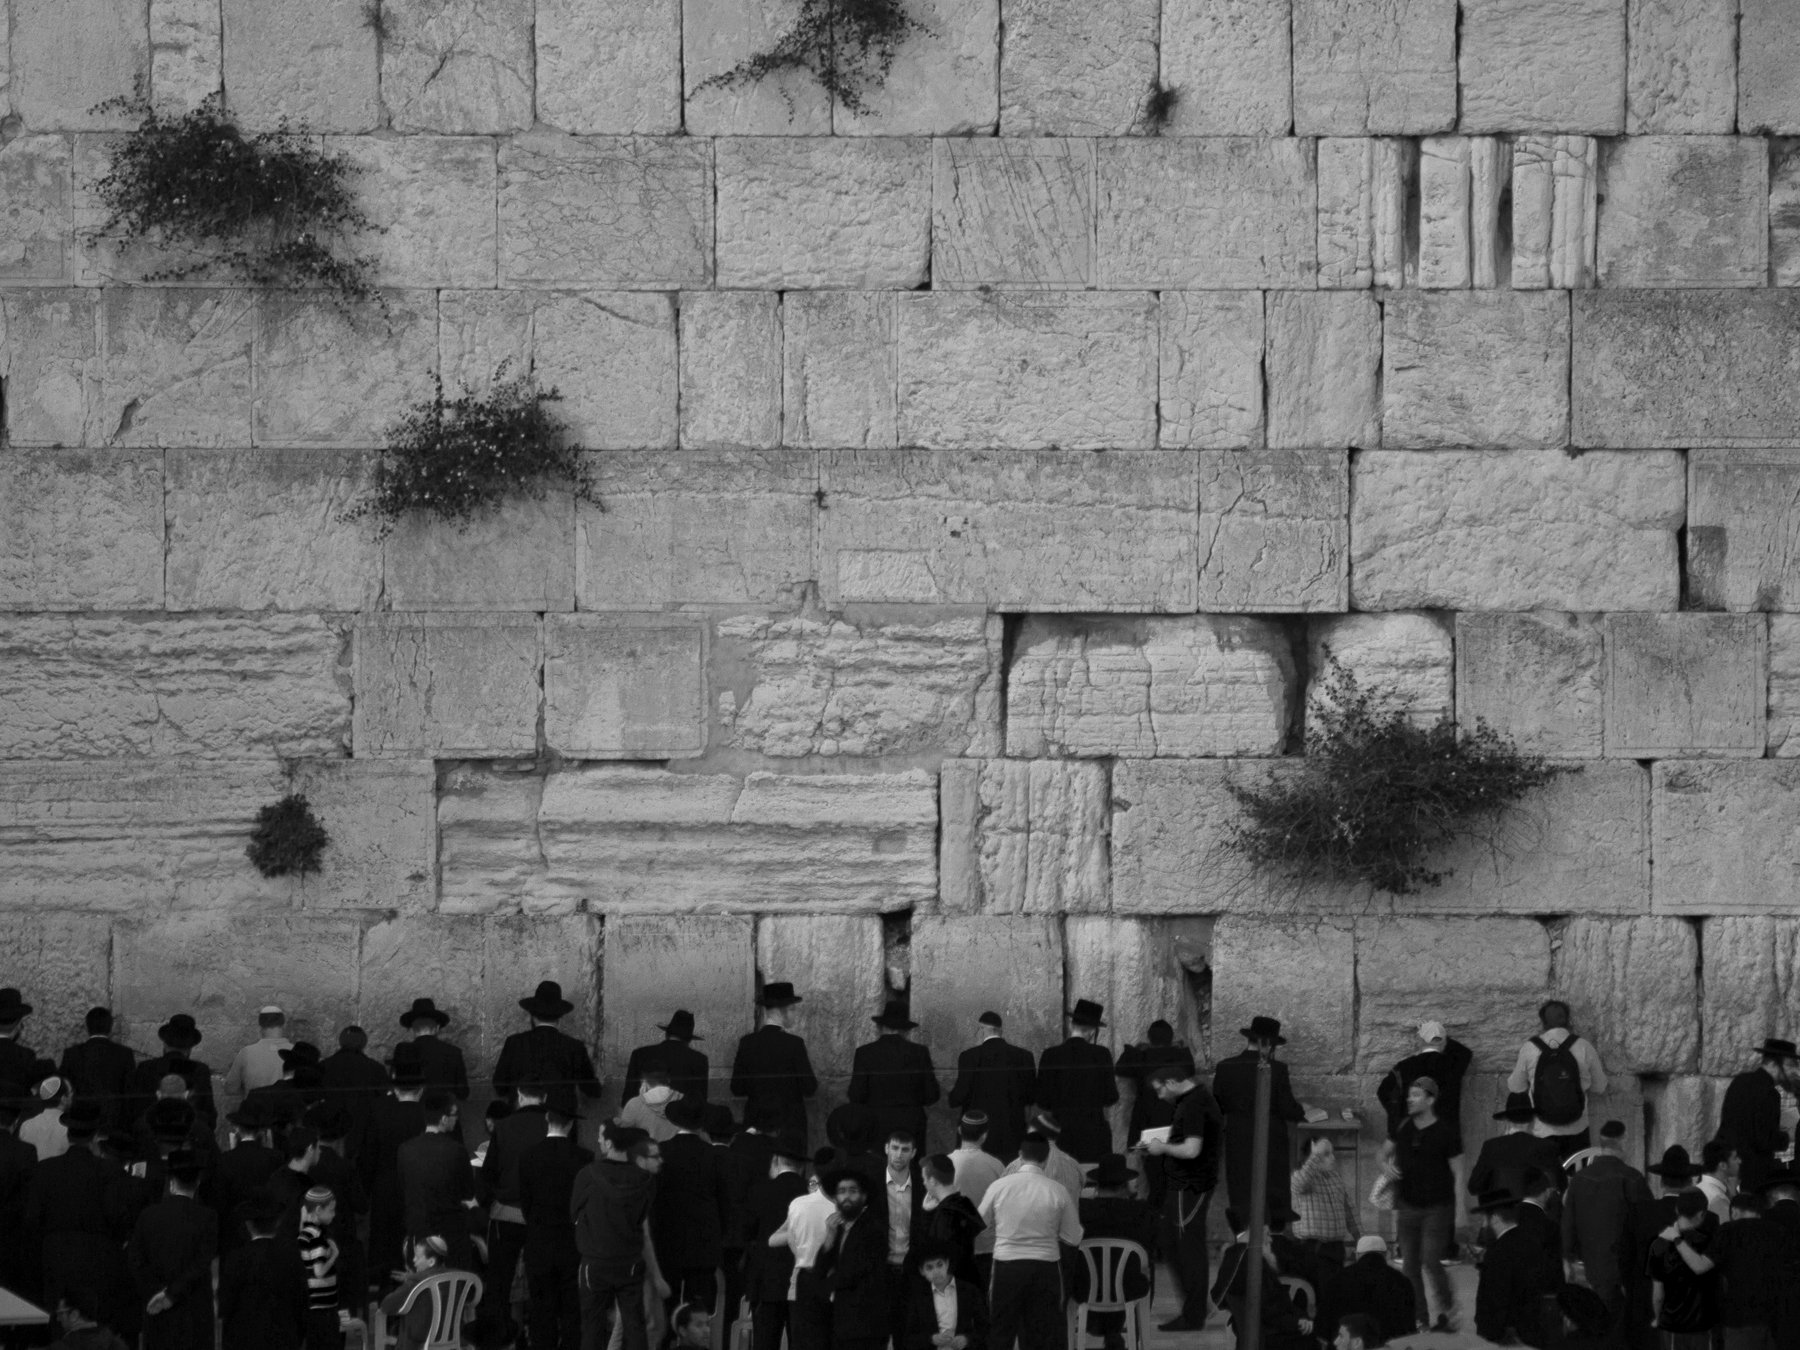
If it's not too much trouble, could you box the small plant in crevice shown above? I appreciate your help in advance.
[1134,79,1179,135]
[342,363,596,535]
[696,0,927,116]
[360,0,393,40]
[1225,655,1573,896]
[92,93,378,303]
[247,793,330,879]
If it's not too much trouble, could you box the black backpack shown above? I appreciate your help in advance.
[1531,1033,1585,1126]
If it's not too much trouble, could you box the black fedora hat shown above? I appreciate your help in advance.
[1240,1015,1288,1046]
[63,1099,103,1136]
[400,997,450,1029]
[759,981,802,1008]
[146,1097,197,1143]
[873,1000,919,1031]
[228,1096,276,1131]
[157,1012,203,1049]
[279,1042,322,1070]
[1761,1165,1800,1194]
[0,989,31,1020]
[1494,1091,1537,1123]
[666,1095,706,1130]
[1068,999,1107,1028]
[1647,1145,1700,1180]
[1091,1153,1138,1187]
[658,1009,702,1041]
[772,1132,810,1163]
[1472,1187,1522,1212]
[520,980,574,1019]
[1758,1037,1800,1060]
[166,1146,205,1183]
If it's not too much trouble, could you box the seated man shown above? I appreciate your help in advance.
[1211,1209,1315,1350]
[1075,1155,1155,1350]
[1318,1236,1415,1346]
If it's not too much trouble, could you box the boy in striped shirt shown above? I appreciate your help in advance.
[297,1186,343,1349]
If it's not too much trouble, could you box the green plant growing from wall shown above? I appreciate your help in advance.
[1226,656,1572,895]
[697,0,926,115]
[247,793,330,879]
[343,363,595,535]
[93,93,378,303]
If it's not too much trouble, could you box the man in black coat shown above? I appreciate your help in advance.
[518,1091,593,1350]
[124,1014,217,1130]
[127,1149,218,1350]
[494,981,601,1106]
[1033,999,1119,1165]
[361,1058,428,1281]
[1562,1121,1653,1343]
[849,1001,941,1151]
[947,1012,1037,1162]
[211,1096,282,1257]
[1378,1020,1474,1143]
[397,1089,476,1270]
[1318,1236,1416,1344]
[1470,1094,1566,1201]
[59,1008,137,1130]
[219,1193,307,1350]
[731,983,819,1147]
[399,998,470,1135]
[318,1025,391,1149]
[744,1135,812,1350]
[624,1009,710,1105]
[22,1101,135,1334]
[0,989,37,1091]
[482,1079,550,1339]
[1719,1037,1797,1194]
[1475,1189,1559,1346]
[241,1042,323,1131]
[1212,1016,1308,1225]
[653,1095,731,1315]
[818,1169,892,1350]
[901,1240,989,1350]
[0,1086,38,1303]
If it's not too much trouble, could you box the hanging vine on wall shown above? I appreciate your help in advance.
[1226,655,1573,895]
[697,0,926,115]
[93,93,378,303]
[247,793,330,879]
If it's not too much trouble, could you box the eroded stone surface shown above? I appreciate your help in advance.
[1740,0,1800,134]
[910,915,1062,1098]
[545,615,706,759]
[599,915,753,1104]
[12,0,149,131]
[536,0,679,133]
[831,0,999,136]
[1687,450,1800,613]
[0,914,110,1050]
[333,137,498,289]
[932,139,1094,288]
[2,288,99,448]
[1309,613,1452,725]
[0,450,164,610]
[1512,135,1598,289]
[1654,762,1800,914]
[1456,613,1605,757]
[939,759,1109,914]
[220,0,377,131]
[0,135,71,281]
[1596,137,1766,288]
[1417,136,1471,289]
[1292,0,1457,135]
[1198,449,1349,612]
[998,0,1156,135]
[1266,291,1380,448]
[381,493,575,613]
[1700,918,1800,1072]
[781,292,897,449]
[1065,916,1208,1060]
[436,767,549,915]
[353,613,540,757]
[1160,0,1292,134]
[1770,618,1800,757]
[253,291,437,448]
[679,292,781,450]
[1606,614,1766,758]
[756,914,887,1079]
[1627,0,1737,132]
[1774,142,1800,287]
[682,0,831,135]
[1159,292,1264,449]
[150,0,221,112]
[1383,291,1570,449]
[1459,0,1626,134]
[97,288,255,447]
[1212,918,1355,1070]
[1316,137,1410,288]
[1552,917,1697,1072]
[1470,137,1510,287]
[381,0,534,132]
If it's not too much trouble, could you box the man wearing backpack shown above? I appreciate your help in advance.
[1506,1001,1609,1162]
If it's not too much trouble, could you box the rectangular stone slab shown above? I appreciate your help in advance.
[1211,917,1355,1071]
[1688,450,1800,612]
[1550,917,1698,1074]
[1696,917,1800,1074]
[939,759,1109,914]
[0,449,163,610]
[1455,612,1606,758]
[1653,761,1800,914]
[1198,449,1349,612]
[353,613,541,758]
[0,913,111,1051]
[756,914,888,1082]
[544,614,706,759]
[1605,614,1766,758]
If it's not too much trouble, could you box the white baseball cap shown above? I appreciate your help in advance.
[1418,1020,1447,1044]
[1356,1235,1388,1256]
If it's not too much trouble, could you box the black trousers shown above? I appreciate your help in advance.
[791,1270,833,1350]
[1161,1186,1213,1325]
[485,1217,528,1325]
[991,1259,1066,1350]
[752,1298,791,1350]
[526,1230,582,1350]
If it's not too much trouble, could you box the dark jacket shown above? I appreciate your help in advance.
[1709,1214,1797,1328]
[1469,1131,1564,1201]
[317,1047,391,1144]
[1319,1251,1417,1343]
[723,1131,778,1252]
[398,1130,475,1241]
[518,1134,593,1234]
[949,1037,1038,1158]
[743,1170,809,1302]
[0,1038,38,1093]
[821,1210,892,1341]
[1647,1220,1720,1334]
[210,1138,281,1254]
[219,1235,307,1350]
[1478,1222,1559,1346]
[409,1036,470,1107]
[1562,1153,1653,1299]
[1720,1069,1784,1191]
[571,1157,655,1280]
[59,1036,137,1127]
[913,1191,986,1284]
[127,1192,218,1350]
[849,1034,941,1147]
[1211,1241,1311,1348]
[0,1131,35,1291]
[901,1276,988,1350]
[731,1025,819,1142]
[1115,1042,1194,1144]
[1076,1195,1156,1303]
[126,1053,217,1129]
[1034,1038,1120,1163]
[1212,1051,1307,1219]
[653,1131,730,1270]
[1378,1039,1474,1141]
[493,1026,600,1102]
[623,1038,710,1104]
[483,1105,549,1208]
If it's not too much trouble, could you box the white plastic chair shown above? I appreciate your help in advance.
[1068,1238,1153,1350]
[1280,1275,1316,1320]
[372,1270,483,1350]
[1563,1148,1604,1173]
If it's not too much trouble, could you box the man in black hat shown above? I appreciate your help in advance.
[1075,1153,1155,1350]
[948,1011,1038,1163]
[127,1147,217,1350]
[398,1089,477,1270]
[731,982,819,1147]
[400,998,470,1136]
[1143,1060,1224,1331]
[1719,1038,1798,1194]
[519,1089,593,1350]
[494,981,601,1106]
[901,1237,989,1350]
[1212,1015,1308,1225]
[817,1168,891,1350]
[212,1096,282,1258]
[625,1009,710,1106]
[242,1042,324,1130]
[849,1000,941,1151]
[1562,1120,1652,1345]
[1114,1019,1194,1206]
[653,1094,731,1319]
[1034,999,1119,1165]
[1474,1188,1559,1347]
[0,1084,38,1304]
[0,989,36,1089]
[59,1008,137,1131]
[318,1024,390,1146]
[23,1099,135,1333]
[125,1013,217,1130]
[1470,1093,1565,1202]
[482,1079,551,1340]
[571,1120,665,1350]
[361,1052,428,1283]
[744,1133,812,1350]
[219,1191,307,1350]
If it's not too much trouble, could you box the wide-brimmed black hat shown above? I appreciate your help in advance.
[306,1101,352,1139]
[826,1102,878,1151]
[63,1099,103,1136]
[279,1042,322,1071]
[1494,1091,1537,1123]
[772,1132,810,1163]
[759,981,802,1008]
[521,981,574,1019]
[1647,1145,1700,1180]
[166,1146,205,1183]
[658,1009,702,1041]
[1240,1016,1287,1045]
[1761,1165,1800,1194]
[873,1000,919,1031]
[0,989,31,1020]
[666,1095,706,1130]
[1758,1037,1800,1060]
[1091,1153,1138,1187]
[1068,999,1107,1028]
[400,997,450,1029]
[146,1097,197,1143]
[241,1192,287,1229]
[1472,1187,1523,1212]
[228,1096,276,1131]
[157,1013,203,1049]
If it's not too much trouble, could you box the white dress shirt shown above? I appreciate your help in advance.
[978,1163,1083,1263]
[932,1281,959,1336]
[781,1190,837,1298]
[951,1146,1007,1256]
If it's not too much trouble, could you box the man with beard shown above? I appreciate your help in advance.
[1719,1039,1798,1195]
[819,1169,892,1350]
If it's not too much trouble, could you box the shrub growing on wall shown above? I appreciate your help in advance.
[247,793,330,879]
[698,0,926,115]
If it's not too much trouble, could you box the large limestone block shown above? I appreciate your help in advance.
[1350,450,1684,612]
[545,615,706,759]
[1291,0,1457,135]
[714,611,1000,760]
[1458,0,1626,134]
[1212,918,1355,1071]
[1688,450,1800,613]
[1552,917,1697,1073]
[781,292,897,449]
[997,0,1156,135]
[1065,916,1208,1059]
[1770,619,1800,757]
[1198,448,1349,612]
[910,916,1063,1083]
[1266,292,1380,449]
[2,288,100,448]
[253,291,437,448]
[939,759,1109,914]
[1573,292,1800,448]
[1455,613,1604,757]
[600,915,753,1102]
[831,0,999,136]
[96,288,254,447]
[577,450,817,608]
[1097,139,1315,288]
[0,914,111,1051]
[716,138,929,290]
[285,759,438,912]
[1606,615,1766,758]
[0,615,351,759]
[12,0,148,131]
[679,292,781,450]
[1626,0,1736,133]
[220,0,377,131]
[1160,0,1292,134]
[898,293,1156,450]
[1316,137,1409,289]
[380,494,575,613]
[1006,616,1293,758]
[1648,1078,1727,1164]
[1596,138,1766,288]
[757,915,886,1080]
[1653,762,1800,915]
[931,139,1094,289]
[436,767,555,915]
[1740,0,1800,134]
[1511,135,1598,290]
[819,450,1197,612]
[1382,292,1570,449]
[354,614,540,757]
[1354,918,1552,1071]
[1417,136,1472,289]
[0,450,164,610]
[0,135,72,281]
[537,0,678,134]
[498,134,711,288]
[380,0,534,133]
[1699,918,1800,1073]
[151,0,222,113]
[1774,143,1800,288]
[1159,292,1264,449]
[334,137,498,289]
[1308,613,1453,726]
[681,0,830,136]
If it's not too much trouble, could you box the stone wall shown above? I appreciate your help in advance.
[4,0,1800,1207]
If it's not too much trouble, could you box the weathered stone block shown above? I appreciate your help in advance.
[1687,450,1800,613]
[2,288,99,448]
[940,758,1109,914]
[0,615,350,759]
[600,915,753,1102]
[1417,136,1471,289]
[1574,292,1800,448]
[1160,0,1292,134]
[1212,918,1356,1071]
[1653,762,1800,915]
[1626,0,1737,133]
[756,914,887,1079]
[781,292,896,449]
[288,759,438,912]
[1382,291,1570,449]
[1740,0,1800,134]
[1097,139,1315,288]
[911,916,1062,1091]
[380,0,534,133]
[1470,137,1511,288]
[1456,613,1605,757]
[0,450,164,610]
[354,613,540,757]
[1064,916,1208,1060]
[1316,137,1409,289]
[682,0,831,135]
[436,767,551,915]
[150,0,221,113]
[0,914,111,1051]
[577,450,817,608]
[498,134,711,288]
[1596,137,1766,288]
[1772,617,1800,757]
[12,0,148,131]
[253,291,436,448]
[381,494,575,613]
[333,137,498,289]
[898,293,1156,450]
[716,138,929,289]
[1292,0,1457,135]
[1648,1077,1728,1163]
[536,0,678,133]
[679,292,781,449]
[220,0,377,131]
[1350,450,1684,611]
[1159,292,1264,449]
[1198,449,1349,612]
[1606,614,1766,758]
[97,288,255,447]
[545,615,705,760]
[1266,291,1380,448]
[1552,917,1697,1073]
[932,139,1094,288]
[1511,135,1597,290]
[1459,0,1626,134]
[831,0,998,136]
[819,451,1197,611]
[997,0,1156,135]
[0,135,71,281]
[1699,918,1800,1073]
[1007,616,1293,758]
[714,611,1000,760]
[1309,613,1452,725]
[1774,142,1800,287]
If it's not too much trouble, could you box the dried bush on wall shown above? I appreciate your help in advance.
[1134,79,1179,134]
[698,0,926,115]
[247,793,330,879]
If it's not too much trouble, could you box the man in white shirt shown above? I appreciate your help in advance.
[222,1006,293,1107]
[1002,1110,1084,1203]
[951,1112,1007,1286]
[771,1151,838,1350]
[1506,1000,1609,1162]
[1696,1140,1736,1224]
[978,1133,1082,1350]
[19,1075,69,1160]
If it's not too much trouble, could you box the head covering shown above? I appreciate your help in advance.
[279,1042,321,1070]
[1494,1091,1537,1122]
[758,982,802,1008]
[258,1005,284,1017]
[520,981,574,1019]
[241,1192,286,1229]
[0,989,32,1020]
[1240,1015,1287,1045]
[1355,1235,1388,1256]
[978,1011,1003,1029]
[146,1097,197,1142]
[772,1133,810,1163]
[228,1097,276,1131]
[34,1075,63,1102]
[1472,1187,1522,1212]
[819,1168,867,1199]
[63,1099,103,1137]
[400,998,450,1028]
[1599,1120,1627,1141]
[303,1184,336,1206]
[166,1147,205,1183]
[704,1102,738,1140]
[1410,1076,1440,1099]
[306,1102,352,1140]
[912,1238,957,1266]
[157,1013,202,1048]
[666,1095,706,1130]
[1418,1020,1447,1044]
[658,1010,702,1041]
[872,1000,919,1031]
[1647,1145,1700,1180]
[1090,1154,1138,1187]
[1759,1037,1800,1060]
[1068,999,1107,1028]
[1029,1108,1062,1135]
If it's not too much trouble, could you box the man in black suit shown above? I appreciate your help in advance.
[59,1007,137,1130]
[494,981,601,1106]
[850,1001,941,1151]
[1470,1094,1565,1202]
[219,1192,307,1350]
[125,1014,217,1130]
[1212,1015,1308,1225]
[1515,1168,1566,1288]
[0,989,36,1091]
[242,1042,324,1131]
[1034,999,1119,1165]
[318,1025,390,1147]
[22,1100,135,1333]
[653,1095,730,1317]
[902,1239,989,1350]
[1719,1037,1797,1194]
[744,1134,812,1350]
[625,1009,710,1104]
[948,1012,1037,1162]
[482,1079,550,1340]
[397,1089,476,1269]
[0,1086,38,1304]
[212,1096,282,1257]
[731,982,819,1147]
[398,997,469,1134]
[1562,1120,1653,1343]
[361,1056,428,1282]
[1318,1236,1416,1344]
[819,1168,892,1350]
[1475,1188,1560,1346]
[1114,1020,1193,1205]
[519,1090,593,1350]
[127,1148,218,1350]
